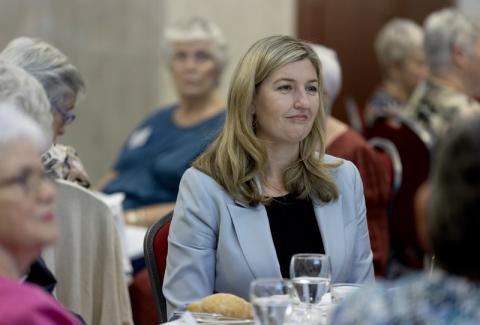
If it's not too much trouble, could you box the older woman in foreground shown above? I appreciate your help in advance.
[0,106,78,324]
[163,35,374,318]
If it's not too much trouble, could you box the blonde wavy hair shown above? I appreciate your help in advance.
[193,35,339,206]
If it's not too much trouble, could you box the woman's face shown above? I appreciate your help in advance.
[0,139,57,273]
[170,40,220,100]
[395,48,428,95]
[53,95,76,139]
[253,59,320,145]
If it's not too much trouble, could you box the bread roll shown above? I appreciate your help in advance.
[187,293,253,319]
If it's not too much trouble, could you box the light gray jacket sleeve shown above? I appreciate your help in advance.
[349,162,375,283]
[162,168,220,318]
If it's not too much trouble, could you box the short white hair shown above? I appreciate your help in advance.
[424,8,479,72]
[309,44,342,115]
[163,17,228,71]
[0,103,48,154]
[456,0,480,25]
[0,37,85,109]
[0,62,53,145]
[375,18,424,69]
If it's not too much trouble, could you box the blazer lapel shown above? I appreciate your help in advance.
[227,201,282,279]
[314,195,346,282]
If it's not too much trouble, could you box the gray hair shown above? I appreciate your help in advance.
[0,62,53,145]
[0,103,48,154]
[424,8,479,72]
[0,37,85,109]
[162,17,228,70]
[375,18,424,70]
[429,113,480,278]
[309,44,342,115]
[456,0,480,26]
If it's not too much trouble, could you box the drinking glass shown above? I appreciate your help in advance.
[250,278,294,325]
[330,283,362,304]
[290,254,331,305]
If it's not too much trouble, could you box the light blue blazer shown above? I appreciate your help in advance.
[163,156,374,317]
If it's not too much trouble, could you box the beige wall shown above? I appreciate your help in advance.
[0,0,295,182]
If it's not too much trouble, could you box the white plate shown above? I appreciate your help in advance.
[195,318,254,324]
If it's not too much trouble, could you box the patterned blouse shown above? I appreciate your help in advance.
[330,271,480,324]
[403,79,480,145]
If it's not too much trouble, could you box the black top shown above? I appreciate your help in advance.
[265,194,325,278]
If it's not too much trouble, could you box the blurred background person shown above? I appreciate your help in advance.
[0,62,131,325]
[0,37,90,188]
[365,18,427,126]
[163,35,374,317]
[331,112,480,324]
[0,106,78,324]
[99,17,226,227]
[311,44,391,276]
[0,62,57,289]
[403,8,480,144]
[457,0,480,22]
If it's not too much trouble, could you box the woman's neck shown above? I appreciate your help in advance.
[174,92,224,127]
[383,79,409,103]
[262,143,299,197]
[0,248,22,279]
[430,72,469,96]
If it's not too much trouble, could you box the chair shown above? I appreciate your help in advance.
[368,136,403,217]
[144,210,174,323]
[344,96,365,134]
[42,179,133,325]
[366,116,434,269]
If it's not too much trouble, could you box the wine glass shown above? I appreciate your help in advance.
[250,278,294,325]
[289,254,332,305]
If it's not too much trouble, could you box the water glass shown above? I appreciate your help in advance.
[330,283,362,304]
[290,254,331,305]
[250,278,294,325]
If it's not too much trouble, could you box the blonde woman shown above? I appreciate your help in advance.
[163,35,374,317]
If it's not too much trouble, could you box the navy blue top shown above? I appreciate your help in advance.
[103,104,225,209]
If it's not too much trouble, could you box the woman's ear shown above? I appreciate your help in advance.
[414,181,433,253]
[451,45,469,69]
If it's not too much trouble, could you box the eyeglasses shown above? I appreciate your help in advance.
[53,106,76,125]
[0,167,53,195]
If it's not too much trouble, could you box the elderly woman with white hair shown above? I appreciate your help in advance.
[0,37,90,188]
[100,17,226,227]
[0,106,78,324]
[0,61,132,325]
[403,8,480,143]
[365,18,427,126]
[311,44,391,276]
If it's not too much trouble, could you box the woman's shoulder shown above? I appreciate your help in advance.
[0,278,75,322]
[322,154,360,189]
[182,167,230,197]
[134,104,177,129]
[323,154,357,175]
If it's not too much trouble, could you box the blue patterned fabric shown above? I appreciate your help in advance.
[331,271,480,324]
